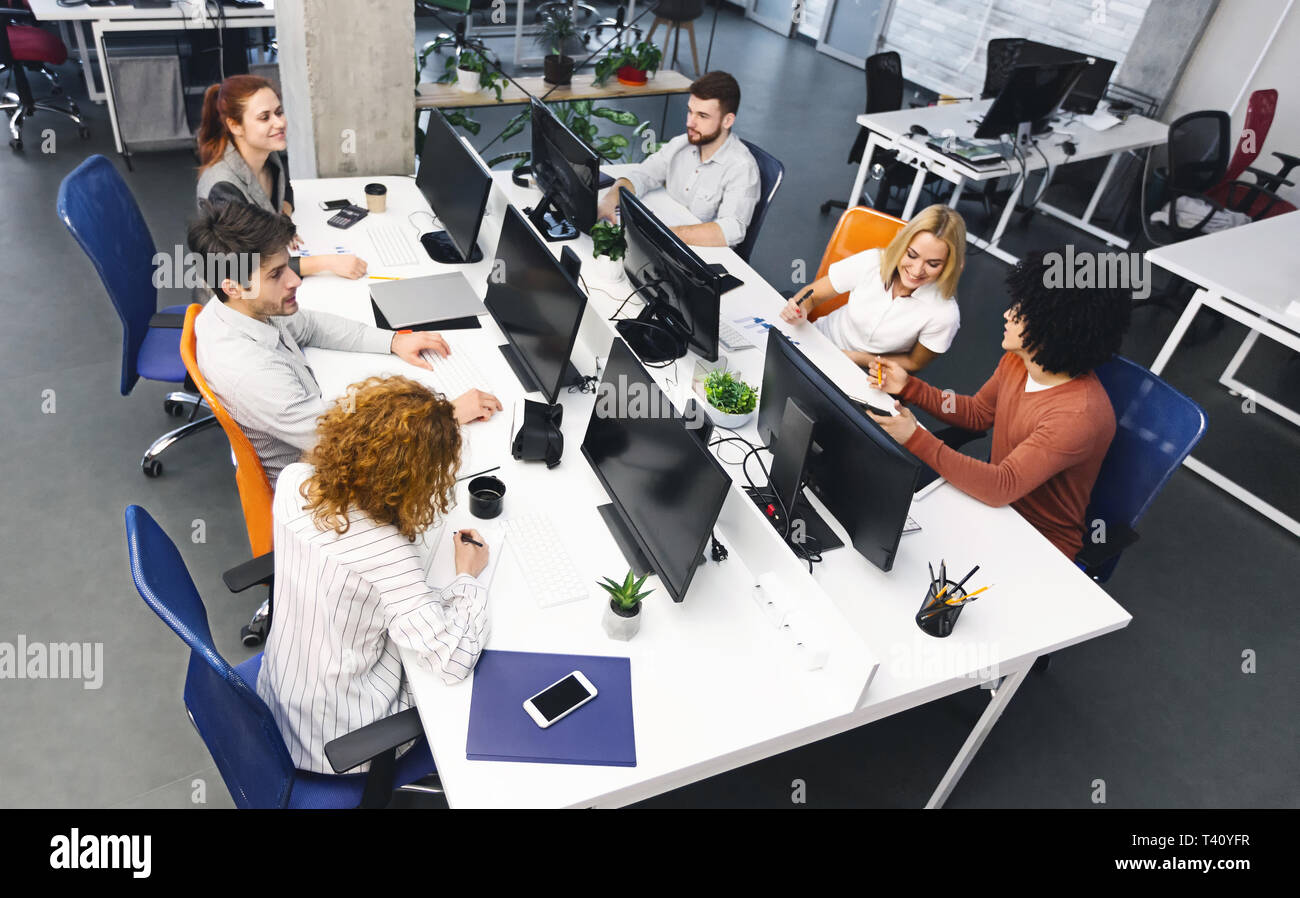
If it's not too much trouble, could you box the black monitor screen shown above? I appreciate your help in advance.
[975,60,1086,139]
[416,111,492,261]
[619,187,720,362]
[1062,56,1116,115]
[582,339,731,601]
[530,99,599,234]
[484,206,588,403]
[756,331,920,572]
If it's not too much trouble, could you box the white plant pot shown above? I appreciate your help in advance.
[587,254,626,285]
[456,68,481,94]
[703,402,755,430]
[602,600,641,641]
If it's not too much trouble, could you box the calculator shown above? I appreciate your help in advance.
[327,205,369,229]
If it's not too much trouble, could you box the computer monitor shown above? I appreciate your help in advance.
[528,98,599,242]
[1061,55,1115,115]
[754,330,920,572]
[617,187,721,364]
[974,59,1088,145]
[582,338,732,602]
[416,110,492,264]
[483,205,588,403]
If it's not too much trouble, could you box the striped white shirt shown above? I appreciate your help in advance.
[257,462,490,774]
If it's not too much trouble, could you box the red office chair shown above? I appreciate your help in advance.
[1205,89,1296,220]
[1,3,87,151]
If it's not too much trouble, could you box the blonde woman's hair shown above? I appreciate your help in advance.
[878,204,966,299]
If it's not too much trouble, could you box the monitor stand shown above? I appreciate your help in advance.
[524,193,578,242]
[421,230,484,264]
[498,344,583,396]
[745,398,844,554]
[743,487,844,554]
[596,503,652,579]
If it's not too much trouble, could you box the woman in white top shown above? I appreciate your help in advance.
[780,204,967,372]
[258,375,490,774]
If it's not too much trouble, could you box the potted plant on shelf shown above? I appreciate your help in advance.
[699,368,759,429]
[537,7,580,87]
[599,569,653,641]
[588,220,627,284]
[444,48,505,100]
[593,40,663,87]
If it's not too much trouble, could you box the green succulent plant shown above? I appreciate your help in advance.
[590,221,626,261]
[704,369,758,415]
[598,569,653,613]
[593,40,664,87]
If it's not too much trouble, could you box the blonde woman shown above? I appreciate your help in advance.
[780,204,966,372]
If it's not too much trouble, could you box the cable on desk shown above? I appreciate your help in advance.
[715,434,823,574]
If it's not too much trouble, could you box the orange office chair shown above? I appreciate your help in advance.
[806,206,907,322]
[180,303,276,646]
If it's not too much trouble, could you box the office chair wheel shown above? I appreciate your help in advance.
[9,138,21,152]
[141,458,163,478]
[163,398,186,417]
[240,624,263,648]
[78,126,90,140]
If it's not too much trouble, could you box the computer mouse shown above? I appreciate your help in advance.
[1061,140,1077,156]
[908,124,929,138]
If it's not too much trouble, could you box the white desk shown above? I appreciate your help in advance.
[285,167,1131,808]
[1146,212,1300,538]
[846,100,1167,264]
[28,0,275,155]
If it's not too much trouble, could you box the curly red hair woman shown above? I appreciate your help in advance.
[258,375,492,775]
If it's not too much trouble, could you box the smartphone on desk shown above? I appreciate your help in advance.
[319,198,351,211]
[523,671,597,728]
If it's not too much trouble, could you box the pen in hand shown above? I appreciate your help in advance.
[458,531,483,547]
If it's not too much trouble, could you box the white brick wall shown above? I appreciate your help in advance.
[881,0,1151,98]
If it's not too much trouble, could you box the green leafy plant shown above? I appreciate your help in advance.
[535,7,579,58]
[704,369,758,415]
[598,569,654,613]
[590,221,626,261]
[439,48,506,102]
[593,40,663,87]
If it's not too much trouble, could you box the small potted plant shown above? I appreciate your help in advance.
[699,368,759,429]
[588,220,626,284]
[593,40,663,87]
[445,48,505,100]
[537,7,579,87]
[599,569,653,641]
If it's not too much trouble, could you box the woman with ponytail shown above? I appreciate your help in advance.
[196,75,366,280]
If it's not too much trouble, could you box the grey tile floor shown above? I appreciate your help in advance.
[0,7,1295,808]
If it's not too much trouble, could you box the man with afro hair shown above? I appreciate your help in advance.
[867,248,1132,559]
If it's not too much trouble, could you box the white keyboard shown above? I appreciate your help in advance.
[502,512,589,608]
[719,319,756,352]
[368,224,421,267]
[420,348,494,398]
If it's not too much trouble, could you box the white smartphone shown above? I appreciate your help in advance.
[522,671,597,728]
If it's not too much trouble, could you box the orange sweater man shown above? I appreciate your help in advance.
[867,249,1132,559]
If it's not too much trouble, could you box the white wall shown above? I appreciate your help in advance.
[1166,0,1299,205]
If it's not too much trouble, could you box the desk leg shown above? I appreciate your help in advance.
[900,162,927,220]
[70,21,104,103]
[514,0,525,68]
[846,132,877,209]
[1035,152,1131,248]
[947,174,966,209]
[92,22,125,158]
[1149,288,1207,376]
[926,665,1030,809]
[1082,152,1120,223]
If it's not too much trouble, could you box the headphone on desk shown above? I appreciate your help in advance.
[511,164,533,188]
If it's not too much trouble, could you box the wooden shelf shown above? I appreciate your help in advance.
[415,70,693,109]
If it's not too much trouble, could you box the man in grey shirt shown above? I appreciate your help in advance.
[597,71,759,248]
[189,199,502,485]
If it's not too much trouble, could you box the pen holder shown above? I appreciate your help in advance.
[915,580,967,638]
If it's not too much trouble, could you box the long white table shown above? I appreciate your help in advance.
[846,99,1167,264]
[285,165,1131,808]
[28,0,275,156]
[1147,212,1300,538]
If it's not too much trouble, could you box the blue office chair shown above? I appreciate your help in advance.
[1075,355,1207,583]
[125,505,440,808]
[736,138,785,265]
[58,154,216,478]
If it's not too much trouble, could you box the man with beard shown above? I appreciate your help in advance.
[597,71,760,248]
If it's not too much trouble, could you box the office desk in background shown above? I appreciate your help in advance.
[1147,212,1300,538]
[846,99,1167,264]
[282,168,1130,808]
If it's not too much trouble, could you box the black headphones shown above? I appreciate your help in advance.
[511,163,533,187]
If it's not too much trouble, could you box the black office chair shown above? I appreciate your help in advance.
[820,51,916,216]
[1,6,87,151]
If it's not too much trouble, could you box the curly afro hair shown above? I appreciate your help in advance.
[1006,248,1132,377]
[301,376,461,543]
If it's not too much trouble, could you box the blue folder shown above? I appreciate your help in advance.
[466,649,636,767]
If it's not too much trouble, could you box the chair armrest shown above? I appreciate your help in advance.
[324,707,425,775]
[223,552,274,593]
[1074,524,1140,573]
[1270,151,1299,169]
[1243,166,1294,189]
[1,9,36,25]
[1222,180,1288,219]
[148,312,186,329]
[933,425,987,453]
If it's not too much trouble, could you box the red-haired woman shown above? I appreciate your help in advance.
[195,75,366,279]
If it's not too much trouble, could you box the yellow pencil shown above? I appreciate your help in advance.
[369,275,400,280]
[947,586,990,605]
